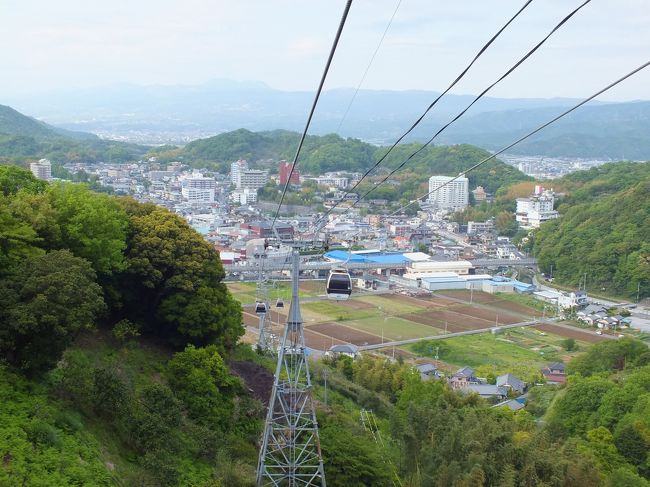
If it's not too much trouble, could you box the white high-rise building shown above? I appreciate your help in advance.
[30,158,52,181]
[236,169,268,190]
[230,159,248,185]
[180,173,216,203]
[427,175,468,211]
[516,185,558,229]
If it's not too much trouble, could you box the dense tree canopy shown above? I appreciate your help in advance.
[121,205,242,347]
[0,250,105,372]
[535,170,650,299]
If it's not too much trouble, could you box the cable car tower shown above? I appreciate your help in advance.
[256,245,326,486]
[255,274,274,352]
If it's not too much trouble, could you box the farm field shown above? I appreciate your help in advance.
[229,281,536,353]
[406,326,592,382]
[230,284,576,352]
[227,280,322,305]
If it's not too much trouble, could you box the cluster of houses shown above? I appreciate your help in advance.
[414,361,568,407]
[577,304,631,331]
[415,364,527,401]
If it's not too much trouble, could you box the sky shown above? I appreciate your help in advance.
[1,0,649,101]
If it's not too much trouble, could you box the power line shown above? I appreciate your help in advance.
[335,0,403,135]
[387,59,650,217]
[352,0,591,206]
[310,0,535,230]
[270,0,353,233]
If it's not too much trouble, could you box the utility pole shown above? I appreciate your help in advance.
[257,248,326,486]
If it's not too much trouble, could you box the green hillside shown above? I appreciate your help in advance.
[0,105,147,164]
[533,161,650,299]
[181,128,531,196]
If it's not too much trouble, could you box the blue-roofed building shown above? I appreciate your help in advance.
[324,250,411,265]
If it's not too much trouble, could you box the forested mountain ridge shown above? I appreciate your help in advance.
[0,104,147,164]
[533,161,650,299]
[178,128,531,195]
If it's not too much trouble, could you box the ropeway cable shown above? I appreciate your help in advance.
[309,0,536,230]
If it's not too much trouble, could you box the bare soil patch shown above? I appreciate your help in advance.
[451,304,522,325]
[437,289,500,303]
[304,329,344,350]
[382,294,437,309]
[486,300,538,317]
[402,312,478,333]
[308,322,383,346]
[242,312,259,326]
[299,281,325,293]
[533,323,607,344]
[229,360,274,406]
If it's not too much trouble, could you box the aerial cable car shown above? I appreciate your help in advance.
[255,301,267,314]
[326,251,352,301]
[275,298,284,308]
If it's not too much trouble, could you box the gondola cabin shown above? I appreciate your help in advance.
[255,301,268,314]
[275,299,284,309]
[326,269,352,301]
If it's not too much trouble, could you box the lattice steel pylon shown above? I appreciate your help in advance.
[256,259,274,352]
[256,248,326,486]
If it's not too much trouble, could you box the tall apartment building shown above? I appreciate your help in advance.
[236,169,268,190]
[180,173,216,203]
[279,160,300,185]
[230,159,248,185]
[427,175,468,212]
[30,158,52,181]
[516,185,559,229]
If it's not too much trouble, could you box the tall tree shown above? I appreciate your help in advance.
[121,206,242,347]
[0,250,105,372]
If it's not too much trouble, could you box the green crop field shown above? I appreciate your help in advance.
[355,295,426,315]
[347,316,441,341]
[227,280,320,304]
[302,301,377,322]
[408,327,590,383]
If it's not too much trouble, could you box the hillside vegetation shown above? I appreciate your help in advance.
[179,128,530,196]
[534,161,650,299]
[0,105,146,164]
[3,167,650,486]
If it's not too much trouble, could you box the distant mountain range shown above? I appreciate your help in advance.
[3,79,650,159]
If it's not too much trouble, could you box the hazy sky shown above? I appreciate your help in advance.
[1,0,649,101]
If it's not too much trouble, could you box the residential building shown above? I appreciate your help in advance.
[462,384,508,400]
[541,362,566,384]
[496,374,526,395]
[427,175,469,212]
[180,173,216,203]
[515,185,559,229]
[327,344,359,359]
[279,160,300,185]
[230,159,248,185]
[311,175,349,189]
[449,366,480,389]
[236,169,268,190]
[230,188,257,205]
[493,397,526,411]
[30,158,52,181]
[472,185,487,202]
[415,363,440,381]
[467,220,494,235]
[241,221,294,239]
